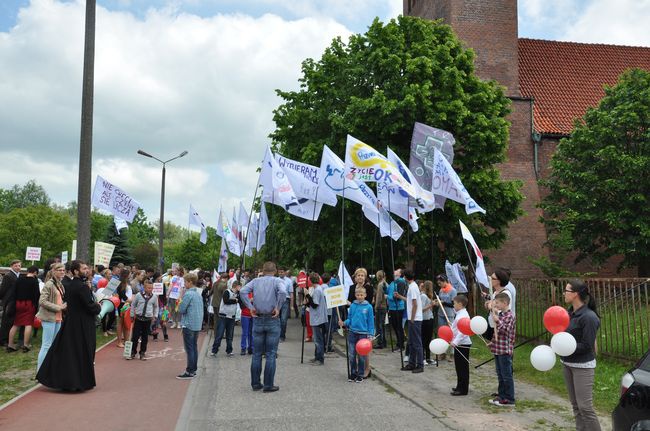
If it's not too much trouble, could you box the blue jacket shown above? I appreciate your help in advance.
[344,300,375,335]
[179,288,204,331]
[386,278,406,311]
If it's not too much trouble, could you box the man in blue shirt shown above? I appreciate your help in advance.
[240,261,286,393]
[386,268,406,351]
[277,267,293,341]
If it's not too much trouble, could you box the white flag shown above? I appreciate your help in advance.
[91,175,141,223]
[216,206,224,238]
[232,207,242,250]
[362,200,404,241]
[260,146,299,208]
[189,204,208,244]
[261,148,322,220]
[338,261,354,300]
[318,145,378,214]
[344,135,417,199]
[219,209,240,256]
[432,149,485,214]
[408,207,419,232]
[257,203,269,249]
[459,220,490,292]
[387,147,435,213]
[377,181,409,222]
[275,154,337,206]
[238,202,249,231]
[217,240,228,273]
[114,216,128,233]
[245,214,258,256]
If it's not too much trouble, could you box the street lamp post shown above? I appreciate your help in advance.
[137,149,188,273]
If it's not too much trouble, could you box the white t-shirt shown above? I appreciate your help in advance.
[406,281,423,321]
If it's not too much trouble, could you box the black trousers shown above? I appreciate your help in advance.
[454,345,471,394]
[131,318,151,355]
[388,310,405,350]
[421,319,434,361]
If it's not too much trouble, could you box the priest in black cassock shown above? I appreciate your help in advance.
[37,260,101,391]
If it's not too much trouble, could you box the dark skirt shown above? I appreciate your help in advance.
[14,300,36,326]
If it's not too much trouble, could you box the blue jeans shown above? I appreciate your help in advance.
[212,316,235,354]
[347,332,367,379]
[251,316,281,389]
[37,321,61,371]
[312,323,328,363]
[280,300,290,339]
[240,316,254,351]
[495,354,515,402]
[182,328,199,374]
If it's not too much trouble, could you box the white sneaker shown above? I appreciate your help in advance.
[170,322,176,329]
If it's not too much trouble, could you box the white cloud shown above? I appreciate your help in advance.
[561,0,650,46]
[0,0,352,226]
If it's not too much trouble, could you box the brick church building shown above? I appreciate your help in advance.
[405,0,650,277]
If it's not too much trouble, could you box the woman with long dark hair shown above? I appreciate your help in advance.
[115,269,132,347]
[561,279,601,431]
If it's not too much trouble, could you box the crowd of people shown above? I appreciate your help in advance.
[0,257,602,429]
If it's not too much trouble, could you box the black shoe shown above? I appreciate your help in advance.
[450,390,467,396]
[247,349,253,355]
[252,385,263,391]
[401,364,415,371]
[411,367,424,373]
[240,349,247,356]
[263,386,279,393]
[176,372,194,380]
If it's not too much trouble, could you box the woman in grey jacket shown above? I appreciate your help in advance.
[36,263,67,371]
[561,279,601,431]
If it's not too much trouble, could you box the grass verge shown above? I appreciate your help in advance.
[0,329,114,405]
[471,339,633,415]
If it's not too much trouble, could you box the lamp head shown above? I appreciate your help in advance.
[137,149,153,158]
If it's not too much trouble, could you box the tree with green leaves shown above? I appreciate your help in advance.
[540,68,650,276]
[0,206,75,264]
[0,180,50,213]
[127,208,157,250]
[270,16,522,276]
[103,222,133,267]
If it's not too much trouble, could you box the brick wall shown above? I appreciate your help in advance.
[405,0,520,96]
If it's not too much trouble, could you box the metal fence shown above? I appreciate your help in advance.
[505,278,649,361]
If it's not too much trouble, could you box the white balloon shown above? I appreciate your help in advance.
[470,316,488,335]
[530,345,556,371]
[551,332,577,356]
[429,338,449,355]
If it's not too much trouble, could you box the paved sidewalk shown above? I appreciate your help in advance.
[0,327,204,431]
[331,335,613,431]
[176,317,447,430]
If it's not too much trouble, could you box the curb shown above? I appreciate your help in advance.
[331,337,459,431]
[0,336,117,412]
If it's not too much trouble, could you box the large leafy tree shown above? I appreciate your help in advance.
[0,206,75,264]
[0,180,50,213]
[540,68,650,276]
[269,16,522,276]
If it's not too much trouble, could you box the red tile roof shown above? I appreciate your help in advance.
[518,38,650,136]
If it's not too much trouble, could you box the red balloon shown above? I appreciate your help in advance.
[97,278,108,289]
[110,296,120,309]
[543,306,570,334]
[438,325,453,343]
[457,317,474,336]
[356,338,373,356]
[33,317,42,329]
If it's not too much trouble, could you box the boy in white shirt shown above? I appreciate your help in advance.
[450,295,472,396]
[399,269,423,373]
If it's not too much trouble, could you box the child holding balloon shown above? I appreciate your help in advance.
[488,292,516,407]
[450,295,472,396]
[339,287,374,383]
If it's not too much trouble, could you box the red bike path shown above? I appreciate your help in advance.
[0,329,206,431]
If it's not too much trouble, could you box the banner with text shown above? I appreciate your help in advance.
[91,175,141,223]
[94,241,116,267]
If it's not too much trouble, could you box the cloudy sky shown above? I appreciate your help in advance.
[1,0,649,231]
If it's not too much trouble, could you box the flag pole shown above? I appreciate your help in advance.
[241,175,261,272]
